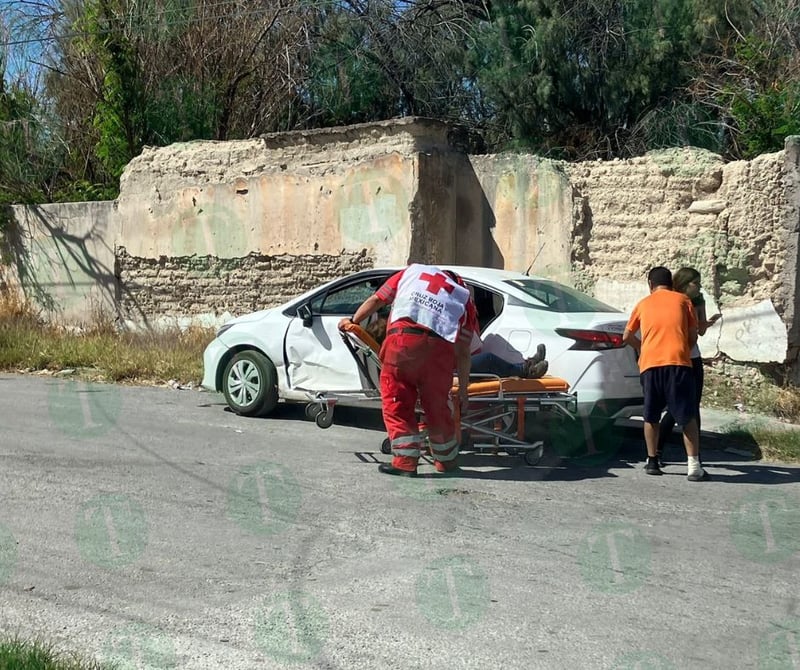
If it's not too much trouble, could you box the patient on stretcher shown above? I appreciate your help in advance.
[364,317,549,379]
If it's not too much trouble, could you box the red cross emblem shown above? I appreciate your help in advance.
[419,271,454,295]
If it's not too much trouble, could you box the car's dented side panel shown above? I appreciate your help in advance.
[283,315,363,392]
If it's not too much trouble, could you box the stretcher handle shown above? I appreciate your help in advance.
[340,322,381,356]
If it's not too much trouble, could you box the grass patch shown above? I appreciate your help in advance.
[722,422,800,463]
[0,293,213,385]
[0,637,109,670]
[704,365,800,423]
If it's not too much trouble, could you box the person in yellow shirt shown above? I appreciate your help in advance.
[622,266,709,481]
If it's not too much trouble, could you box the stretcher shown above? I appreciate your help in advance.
[304,323,577,465]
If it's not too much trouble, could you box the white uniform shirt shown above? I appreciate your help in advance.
[390,264,470,343]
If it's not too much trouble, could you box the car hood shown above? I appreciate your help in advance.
[222,307,277,327]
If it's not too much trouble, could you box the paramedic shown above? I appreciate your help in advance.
[339,263,477,477]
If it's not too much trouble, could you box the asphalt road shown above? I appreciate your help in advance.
[1,373,799,670]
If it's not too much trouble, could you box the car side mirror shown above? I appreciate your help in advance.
[297,304,313,328]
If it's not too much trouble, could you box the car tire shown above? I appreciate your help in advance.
[222,350,279,417]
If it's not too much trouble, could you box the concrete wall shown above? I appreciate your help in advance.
[457,155,576,284]
[561,146,796,363]
[113,119,461,325]
[0,201,117,325]
[2,118,799,369]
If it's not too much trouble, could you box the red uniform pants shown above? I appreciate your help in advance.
[380,329,460,473]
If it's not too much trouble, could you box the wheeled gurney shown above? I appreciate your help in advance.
[303,323,577,465]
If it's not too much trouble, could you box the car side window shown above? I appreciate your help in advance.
[469,284,504,333]
[524,284,566,309]
[311,278,384,316]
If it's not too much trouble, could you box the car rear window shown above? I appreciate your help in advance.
[504,278,620,313]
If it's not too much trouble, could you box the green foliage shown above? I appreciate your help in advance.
[302,1,483,127]
[470,0,746,157]
[144,76,222,144]
[0,636,108,670]
[4,0,800,198]
[0,85,55,204]
[51,180,119,203]
[77,0,146,179]
[725,37,800,158]
[630,100,728,155]
[305,17,397,125]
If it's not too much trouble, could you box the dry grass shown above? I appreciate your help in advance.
[702,364,800,462]
[703,365,800,423]
[0,292,212,385]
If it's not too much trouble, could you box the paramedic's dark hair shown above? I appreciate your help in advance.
[443,269,464,287]
[647,266,672,289]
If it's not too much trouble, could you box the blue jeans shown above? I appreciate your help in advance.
[470,352,523,377]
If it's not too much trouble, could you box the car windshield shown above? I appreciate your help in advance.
[504,278,620,313]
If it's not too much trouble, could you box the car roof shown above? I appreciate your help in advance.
[362,265,544,283]
[442,265,543,283]
[338,265,555,307]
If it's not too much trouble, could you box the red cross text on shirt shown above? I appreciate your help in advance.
[419,272,454,295]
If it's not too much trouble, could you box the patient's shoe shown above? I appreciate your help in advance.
[531,343,547,364]
[523,359,548,378]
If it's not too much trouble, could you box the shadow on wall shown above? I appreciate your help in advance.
[1,204,121,325]
[454,154,504,268]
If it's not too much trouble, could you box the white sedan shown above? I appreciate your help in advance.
[201,266,643,430]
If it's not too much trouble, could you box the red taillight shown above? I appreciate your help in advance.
[555,328,625,350]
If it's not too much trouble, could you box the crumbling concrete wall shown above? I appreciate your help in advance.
[456,155,574,285]
[115,118,458,326]
[559,144,797,364]
[2,119,799,370]
[117,249,373,330]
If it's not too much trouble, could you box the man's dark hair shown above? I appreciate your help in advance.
[647,266,672,288]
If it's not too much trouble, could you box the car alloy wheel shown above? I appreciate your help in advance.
[222,350,278,417]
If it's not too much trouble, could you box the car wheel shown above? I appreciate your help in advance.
[222,350,278,417]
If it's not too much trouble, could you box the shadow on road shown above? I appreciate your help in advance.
[224,401,800,485]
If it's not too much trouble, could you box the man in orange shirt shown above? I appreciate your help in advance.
[622,266,710,481]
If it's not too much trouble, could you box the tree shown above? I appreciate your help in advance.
[469,0,750,159]
[301,1,489,129]
[688,0,800,158]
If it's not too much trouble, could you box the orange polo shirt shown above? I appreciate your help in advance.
[625,288,698,372]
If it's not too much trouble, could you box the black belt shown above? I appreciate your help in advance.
[388,326,443,340]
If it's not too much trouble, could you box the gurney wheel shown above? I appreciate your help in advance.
[315,409,334,429]
[380,437,391,454]
[305,402,322,420]
[523,442,545,466]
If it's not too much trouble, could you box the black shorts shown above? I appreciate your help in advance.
[641,365,697,426]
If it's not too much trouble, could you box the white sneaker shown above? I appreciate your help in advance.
[687,469,711,482]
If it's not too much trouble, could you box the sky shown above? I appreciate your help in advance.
[1,0,53,89]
